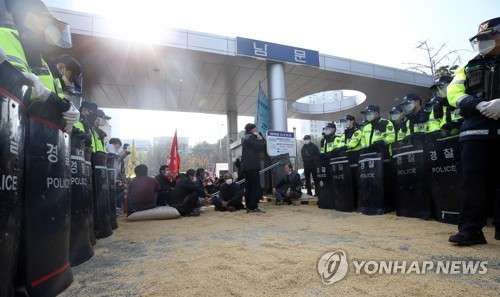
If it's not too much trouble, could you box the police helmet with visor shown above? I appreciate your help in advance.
[469,17,500,56]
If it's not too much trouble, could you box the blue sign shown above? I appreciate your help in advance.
[236,37,320,67]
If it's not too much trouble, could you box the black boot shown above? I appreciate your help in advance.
[449,230,487,246]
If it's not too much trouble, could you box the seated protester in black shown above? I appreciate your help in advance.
[211,173,245,212]
[272,161,302,205]
[204,176,218,194]
[155,165,176,206]
[171,169,207,216]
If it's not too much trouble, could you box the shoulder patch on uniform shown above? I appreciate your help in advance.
[387,126,394,131]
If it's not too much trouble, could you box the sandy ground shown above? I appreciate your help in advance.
[60,200,499,297]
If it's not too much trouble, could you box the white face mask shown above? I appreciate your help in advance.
[477,39,496,56]
[366,114,375,122]
[304,140,310,144]
[207,182,213,186]
[191,176,196,182]
[225,179,233,185]
[324,128,332,135]
[390,113,401,121]
[98,117,107,127]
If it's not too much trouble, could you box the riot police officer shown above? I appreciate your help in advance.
[400,93,433,136]
[448,17,500,245]
[427,76,462,133]
[388,105,407,142]
[320,122,337,156]
[360,104,395,148]
[335,115,362,151]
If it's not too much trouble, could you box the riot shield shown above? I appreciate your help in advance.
[23,106,73,297]
[92,152,112,239]
[107,154,118,230]
[357,149,384,215]
[347,150,360,210]
[423,132,461,224]
[392,140,431,219]
[84,147,96,246]
[316,155,334,209]
[330,153,354,212]
[69,134,94,266]
[0,61,29,297]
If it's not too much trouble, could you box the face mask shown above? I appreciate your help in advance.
[477,39,496,56]
[191,176,196,182]
[366,114,375,122]
[390,113,401,121]
[324,128,332,135]
[98,117,107,126]
[207,182,213,186]
[304,140,310,144]
[225,179,233,185]
[253,131,259,136]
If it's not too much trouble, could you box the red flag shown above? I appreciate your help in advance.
[168,130,180,174]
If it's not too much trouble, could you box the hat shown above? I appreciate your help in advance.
[360,105,380,114]
[80,101,98,112]
[303,135,311,140]
[430,76,453,89]
[325,122,336,129]
[344,115,355,121]
[403,93,421,103]
[389,105,403,114]
[245,123,257,133]
[470,17,500,41]
[97,109,111,120]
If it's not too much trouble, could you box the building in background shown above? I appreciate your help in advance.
[300,90,345,137]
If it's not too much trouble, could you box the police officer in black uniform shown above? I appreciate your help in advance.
[447,17,500,245]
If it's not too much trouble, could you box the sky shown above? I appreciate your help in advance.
[44,0,500,145]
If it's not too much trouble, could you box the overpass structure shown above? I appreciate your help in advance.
[5,5,436,147]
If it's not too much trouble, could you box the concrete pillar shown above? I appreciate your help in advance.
[226,110,238,172]
[266,61,287,132]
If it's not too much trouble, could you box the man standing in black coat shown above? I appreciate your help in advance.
[300,135,320,196]
[241,123,267,213]
[171,169,207,216]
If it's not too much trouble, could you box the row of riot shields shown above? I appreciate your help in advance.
[316,131,461,224]
[0,61,118,297]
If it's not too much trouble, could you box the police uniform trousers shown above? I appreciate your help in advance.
[459,139,500,232]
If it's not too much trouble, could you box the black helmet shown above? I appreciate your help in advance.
[430,76,453,89]
[389,105,403,114]
[402,93,421,104]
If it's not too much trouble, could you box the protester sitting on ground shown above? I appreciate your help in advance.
[195,168,211,207]
[171,169,208,217]
[204,176,218,194]
[211,173,245,212]
[155,165,176,206]
[272,162,302,205]
[127,164,160,215]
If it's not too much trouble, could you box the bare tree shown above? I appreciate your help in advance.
[404,40,470,76]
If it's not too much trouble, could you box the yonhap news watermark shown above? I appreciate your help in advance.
[317,249,488,285]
